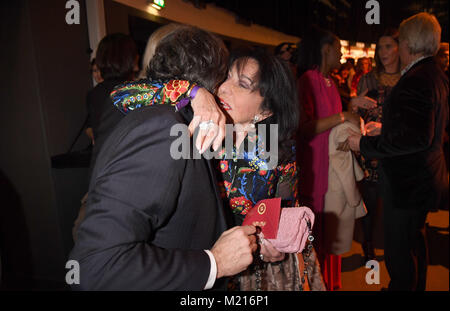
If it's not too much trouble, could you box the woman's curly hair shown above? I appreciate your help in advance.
[147,25,229,92]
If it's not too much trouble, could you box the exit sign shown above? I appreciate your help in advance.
[154,0,165,8]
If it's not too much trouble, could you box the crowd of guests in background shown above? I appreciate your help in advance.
[70,12,448,292]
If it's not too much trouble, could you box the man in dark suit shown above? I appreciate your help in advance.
[347,13,449,291]
[69,26,258,290]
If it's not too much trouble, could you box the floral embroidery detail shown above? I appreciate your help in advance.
[163,80,190,102]
[216,120,298,220]
[238,167,254,174]
[217,147,226,158]
[223,181,231,192]
[259,170,267,176]
[111,79,193,114]
[249,157,268,171]
[230,196,253,215]
[223,181,237,196]
[278,162,296,178]
[220,160,229,173]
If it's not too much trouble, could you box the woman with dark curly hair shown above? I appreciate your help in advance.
[216,46,325,291]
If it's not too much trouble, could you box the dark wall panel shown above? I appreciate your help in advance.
[28,0,92,156]
[1,0,92,289]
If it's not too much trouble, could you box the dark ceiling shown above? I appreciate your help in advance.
[184,0,448,44]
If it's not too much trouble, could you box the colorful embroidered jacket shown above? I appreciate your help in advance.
[111,79,197,113]
[110,79,299,225]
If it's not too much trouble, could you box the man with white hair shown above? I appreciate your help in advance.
[347,13,449,290]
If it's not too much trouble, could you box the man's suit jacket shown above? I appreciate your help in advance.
[69,104,229,290]
[360,57,449,211]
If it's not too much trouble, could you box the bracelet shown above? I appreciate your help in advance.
[187,84,199,99]
[176,84,199,111]
[339,112,345,123]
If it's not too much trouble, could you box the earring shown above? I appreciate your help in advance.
[250,115,260,128]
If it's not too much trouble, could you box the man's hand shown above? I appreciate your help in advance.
[365,121,382,136]
[211,226,258,279]
[347,128,362,152]
[189,88,226,153]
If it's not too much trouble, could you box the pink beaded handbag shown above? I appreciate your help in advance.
[267,207,315,253]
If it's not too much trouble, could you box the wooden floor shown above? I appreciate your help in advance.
[339,208,449,291]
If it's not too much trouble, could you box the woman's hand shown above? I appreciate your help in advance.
[365,121,382,136]
[350,89,377,110]
[347,128,362,152]
[343,111,361,128]
[259,238,285,263]
[189,88,226,153]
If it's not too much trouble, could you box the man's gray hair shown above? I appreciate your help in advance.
[399,12,441,56]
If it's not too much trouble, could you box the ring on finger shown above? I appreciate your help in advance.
[199,120,215,130]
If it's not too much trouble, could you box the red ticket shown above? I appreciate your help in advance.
[242,198,281,239]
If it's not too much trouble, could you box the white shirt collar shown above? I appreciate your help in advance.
[401,56,430,76]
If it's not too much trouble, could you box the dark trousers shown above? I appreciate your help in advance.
[360,181,382,243]
[383,201,428,291]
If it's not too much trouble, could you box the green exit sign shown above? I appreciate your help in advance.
[154,0,165,8]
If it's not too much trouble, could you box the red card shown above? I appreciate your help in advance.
[242,198,281,239]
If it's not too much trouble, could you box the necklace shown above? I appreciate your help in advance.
[379,71,400,87]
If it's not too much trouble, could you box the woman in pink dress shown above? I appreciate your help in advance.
[296,26,372,290]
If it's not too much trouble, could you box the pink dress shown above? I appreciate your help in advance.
[297,69,342,291]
